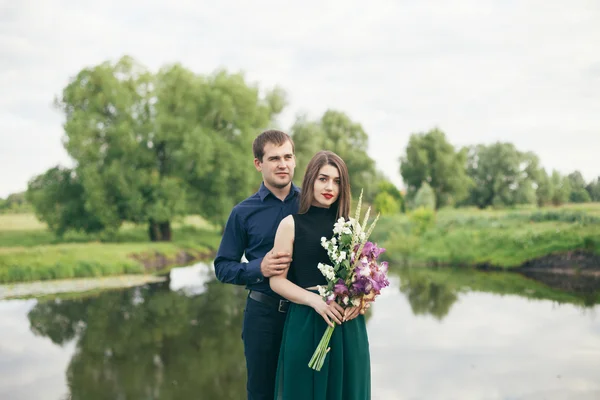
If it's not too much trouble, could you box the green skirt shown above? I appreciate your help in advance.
[274,302,371,400]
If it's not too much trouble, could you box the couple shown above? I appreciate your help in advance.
[214,130,371,400]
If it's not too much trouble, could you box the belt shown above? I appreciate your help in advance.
[249,290,290,313]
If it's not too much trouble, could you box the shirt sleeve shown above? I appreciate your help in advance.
[213,208,265,285]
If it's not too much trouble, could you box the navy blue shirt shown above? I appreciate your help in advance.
[214,182,301,298]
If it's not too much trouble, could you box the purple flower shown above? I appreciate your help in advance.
[351,276,372,296]
[326,292,336,304]
[333,279,349,297]
[357,242,387,261]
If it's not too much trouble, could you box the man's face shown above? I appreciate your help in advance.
[254,141,296,190]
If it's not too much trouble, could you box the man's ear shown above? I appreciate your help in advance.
[254,158,262,171]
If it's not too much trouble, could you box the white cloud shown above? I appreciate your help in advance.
[1,0,599,197]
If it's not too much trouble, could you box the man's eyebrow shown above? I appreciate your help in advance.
[268,153,294,159]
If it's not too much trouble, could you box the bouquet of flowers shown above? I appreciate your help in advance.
[308,190,390,371]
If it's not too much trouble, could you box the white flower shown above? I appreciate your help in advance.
[333,219,346,235]
[351,298,361,307]
[320,237,328,249]
[331,237,337,246]
[317,263,336,281]
[342,296,349,305]
[317,285,329,297]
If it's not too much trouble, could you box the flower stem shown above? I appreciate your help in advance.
[308,324,336,371]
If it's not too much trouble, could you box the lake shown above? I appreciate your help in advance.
[1,262,599,400]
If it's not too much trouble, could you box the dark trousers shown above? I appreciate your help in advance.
[242,295,288,400]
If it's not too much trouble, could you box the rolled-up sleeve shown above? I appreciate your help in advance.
[213,209,264,285]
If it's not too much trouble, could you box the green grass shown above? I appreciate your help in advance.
[371,203,600,268]
[0,213,47,231]
[0,241,206,283]
[0,214,221,284]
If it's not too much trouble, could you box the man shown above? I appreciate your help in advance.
[214,129,299,400]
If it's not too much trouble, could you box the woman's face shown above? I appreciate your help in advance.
[312,164,340,208]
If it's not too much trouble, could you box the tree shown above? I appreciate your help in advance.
[550,170,571,205]
[291,110,379,200]
[374,180,405,213]
[27,166,105,235]
[586,177,600,201]
[399,128,471,208]
[568,171,591,203]
[413,182,436,210]
[536,169,554,206]
[0,191,31,213]
[465,142,542,208]
[36,56,285,240]
[373,192,400,215]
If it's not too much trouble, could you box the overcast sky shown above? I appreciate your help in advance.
[1,0,599,198]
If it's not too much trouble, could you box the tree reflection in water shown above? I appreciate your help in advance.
[394,266,600,321]
[28,278,248,400]
[396,269,459,320]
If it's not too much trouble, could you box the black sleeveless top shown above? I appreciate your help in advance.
[288,205,338,288]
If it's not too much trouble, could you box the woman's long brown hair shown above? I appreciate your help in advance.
[298,150,351,219]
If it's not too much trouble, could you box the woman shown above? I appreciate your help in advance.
[270,150,371,400]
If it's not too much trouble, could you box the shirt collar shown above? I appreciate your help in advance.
[259,182,301,202]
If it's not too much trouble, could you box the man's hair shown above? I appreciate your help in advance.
[252,130,295,162]
[298,150,351,220]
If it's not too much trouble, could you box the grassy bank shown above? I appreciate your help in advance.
[370,203,600,268]
[0,214,222,284]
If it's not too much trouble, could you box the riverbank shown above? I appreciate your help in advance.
[371,203,600,270]
[0,214,221,284]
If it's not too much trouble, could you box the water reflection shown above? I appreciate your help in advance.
[28,270,248,400]
[394,266,600,321]
[0,264,599,399]
[396,271,458,320]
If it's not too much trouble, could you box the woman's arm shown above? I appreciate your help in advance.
[270,216,344,327]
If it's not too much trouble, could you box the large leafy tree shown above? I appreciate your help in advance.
[291,110,380,200]
[465,142,542,208]
[27,166,104,235]
[30,56,285,240]
[567,171,591,203]
[399,128,471,208]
